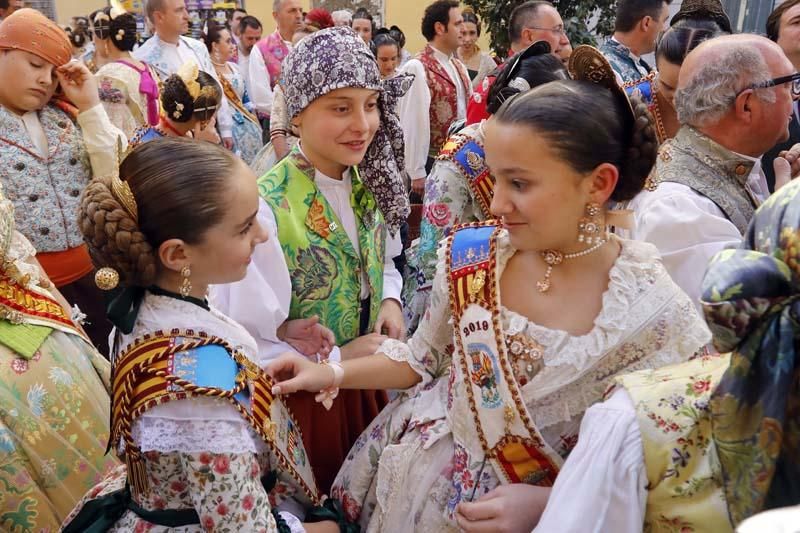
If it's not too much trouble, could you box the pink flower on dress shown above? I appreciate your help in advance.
[692,379,711,395]
[216,502,229,516]
[242,493,255,511]
[134,521,153,533]
[249,458,260,479]
[170,480,187,493]
[152,495,166,510]
[425,203,451,227]
[202,516,215,530]
[10,358,28,374]
[212,455,230,475]
[199,452,213,465]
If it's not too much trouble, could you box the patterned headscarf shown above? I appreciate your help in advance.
[0,8,72,67]
[280,26,412,233]
[701,180,800,525]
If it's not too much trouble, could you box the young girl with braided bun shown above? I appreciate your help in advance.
[63,138,346,533]
[129,62,223,147]
[264,46,710,532]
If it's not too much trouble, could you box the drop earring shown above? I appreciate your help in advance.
[179,265,192,298]
[577,203,606,245]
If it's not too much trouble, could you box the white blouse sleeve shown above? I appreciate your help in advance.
[249,45,274,116]
[398,59,431,181]
[534,388,647,533]
[209,199,296,367]
[630,184,742,309]
[381,230,403,303]
[76,104,128,178]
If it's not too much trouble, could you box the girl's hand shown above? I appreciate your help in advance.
[267,353,335,395]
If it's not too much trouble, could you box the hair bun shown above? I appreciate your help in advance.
[613,96,658,201]
[79,176,157,287]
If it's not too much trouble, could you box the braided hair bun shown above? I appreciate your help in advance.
[614,95,658,202]
[161,70,222,123]
[80,175,158,287]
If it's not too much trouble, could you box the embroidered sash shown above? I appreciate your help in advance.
[447,222,561,486]
[111,330,320,506]
[438,134,495,218]
[218,72,260,126]
[0,274,83,335]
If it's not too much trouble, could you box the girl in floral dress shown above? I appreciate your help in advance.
[266,46,710,533]
[63,138,343,533]
[403,41,568,333]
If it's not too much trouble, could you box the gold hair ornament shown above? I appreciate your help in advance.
[177,61,201,100]
[109,0,127,19]
[95,267,120,290]
[568,45,635,125]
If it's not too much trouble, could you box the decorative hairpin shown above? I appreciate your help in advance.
[115,29,125,41]
[568,45,635,125]
[109,137,138,223]
[173,102,184,119]
[177,61,201,100]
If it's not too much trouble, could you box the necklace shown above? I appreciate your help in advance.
[536,239,608,293]
[212,60,228,68]
[157,119,183,137]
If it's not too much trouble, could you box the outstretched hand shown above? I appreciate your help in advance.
[280,316,336,358]
[455,484,550,533]
[267,353,334,395]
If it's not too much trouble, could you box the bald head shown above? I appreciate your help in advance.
[675,34,792,128]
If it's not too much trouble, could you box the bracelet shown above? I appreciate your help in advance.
[315,360,344,411]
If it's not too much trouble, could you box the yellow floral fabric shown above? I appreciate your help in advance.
[0,330,118,532]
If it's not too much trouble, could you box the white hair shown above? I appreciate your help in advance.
[675,44,775,127]
[331,9,353,26]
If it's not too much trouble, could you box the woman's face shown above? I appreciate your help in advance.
[376,44,399,78]
[184,160,268,286]
[656,56,680,106]
[294,87,380,177]
[352,18,372,43]
[461,21,479,49]
[0,50,58,114]
[486,121,608,252]
[214,28,235,62]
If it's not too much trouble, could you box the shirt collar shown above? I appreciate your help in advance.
[610,36,640,61]
[430,44,453,63]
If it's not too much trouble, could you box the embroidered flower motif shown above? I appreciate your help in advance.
[242,493,255,511]
[11,358,28,375]
[425,203,451,227]
[212,454,230,474]
[291,246,337,301]
[202,516,215,530]
[306,198,332,238]
[198,452,213,465]
[216,502,229,516]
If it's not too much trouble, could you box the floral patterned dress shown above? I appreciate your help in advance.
[403,123,489,333]
[332,233,710,532]
[64,294,308,532]
[0,325,118,532]
[222,62,264,165]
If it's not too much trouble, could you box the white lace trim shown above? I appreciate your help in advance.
[379,338,412,363]
[131,417,266,454]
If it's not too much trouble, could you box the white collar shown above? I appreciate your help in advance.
[430,44,453,64]
[297,144,351,181]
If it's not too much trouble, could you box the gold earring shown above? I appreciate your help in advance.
[179,265,192,297]
[577,203,606,245]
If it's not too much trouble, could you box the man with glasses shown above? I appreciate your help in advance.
[466,0,570,125]
[601,0,670,84]
[624,34,800,308]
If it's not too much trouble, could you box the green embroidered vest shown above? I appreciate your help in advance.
[257,149,386,344]
[616,353,733,533]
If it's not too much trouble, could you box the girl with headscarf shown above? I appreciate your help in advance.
[536,177,800,532]
[403,41,569,334]
[214,26,412,493]
[264,46,709,532]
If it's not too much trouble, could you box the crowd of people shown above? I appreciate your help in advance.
[0,0,799,531]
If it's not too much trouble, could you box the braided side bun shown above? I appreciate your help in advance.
[613,96,658,202]
[79,175,157,287]
[161,74,195,123]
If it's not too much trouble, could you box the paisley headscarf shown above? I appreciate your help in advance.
[280,25,412,233]
[701,179,800,525]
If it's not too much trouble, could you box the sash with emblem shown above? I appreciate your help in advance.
[0,273,86,339]
[438,133,495,218]
[446,222,561,487]
[111,329,320,506]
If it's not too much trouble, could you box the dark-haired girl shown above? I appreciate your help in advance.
[624,18,724,143]
[93,6,161,139]
[265,46,708,532]
[206,23,263,164]
[456,8,496,89]
[403,42,568,333]
[373,33,400,79]
[129,62,223,147]
[63,138,340,532]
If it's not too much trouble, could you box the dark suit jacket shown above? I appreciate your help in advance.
[763,106,800,192]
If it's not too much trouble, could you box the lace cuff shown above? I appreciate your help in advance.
[278,511,305,533]
[379,338,412,363]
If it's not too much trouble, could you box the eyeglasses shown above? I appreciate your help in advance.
[526,25,567,37]
[741,72,800,98]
